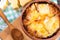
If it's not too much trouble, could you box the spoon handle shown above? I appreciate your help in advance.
[0,9,14,31]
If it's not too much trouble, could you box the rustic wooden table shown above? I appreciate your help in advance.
[0,16,60,40]
[0,16,32,40]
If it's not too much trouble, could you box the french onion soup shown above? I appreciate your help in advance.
[22,3,60,38]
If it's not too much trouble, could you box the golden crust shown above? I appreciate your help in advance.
[23,3,59,38]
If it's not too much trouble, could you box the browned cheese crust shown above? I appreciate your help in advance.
[23,3,59,38]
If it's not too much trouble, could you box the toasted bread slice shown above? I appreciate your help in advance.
[8,0,20,9]
[19,0,32,6]
[0,0,9,10]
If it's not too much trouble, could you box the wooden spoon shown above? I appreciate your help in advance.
[0,9,23,40]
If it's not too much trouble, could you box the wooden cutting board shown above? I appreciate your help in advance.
[0,16,32,40]
[0,16,60,40]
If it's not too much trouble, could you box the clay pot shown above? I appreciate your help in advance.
[21,0,60,40]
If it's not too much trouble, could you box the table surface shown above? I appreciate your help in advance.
[0,16,32,40]
[0,16,60,40]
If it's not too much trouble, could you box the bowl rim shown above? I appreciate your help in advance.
[21,0,60,40]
